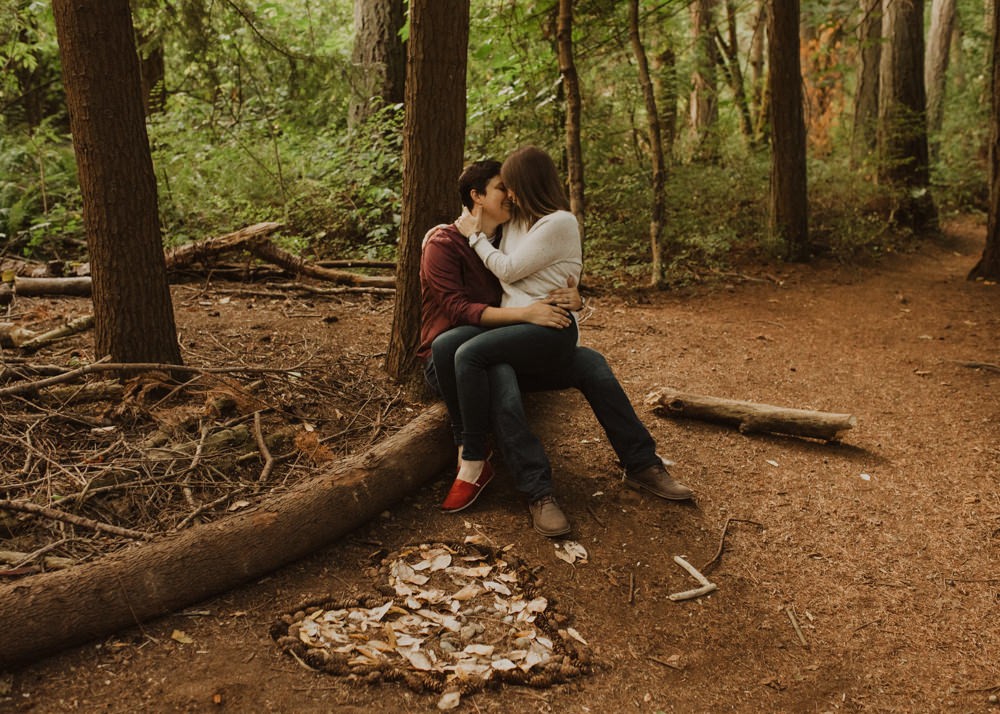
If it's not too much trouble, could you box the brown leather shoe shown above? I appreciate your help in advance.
[528,495,571,537]
[625,463,693,500]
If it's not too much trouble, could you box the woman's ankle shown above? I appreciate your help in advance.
[456,459,484,483]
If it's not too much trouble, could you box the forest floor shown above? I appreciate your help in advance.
[1,217,998,713]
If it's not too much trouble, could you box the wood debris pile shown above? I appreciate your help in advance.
[272,541,592,695]
[0,352,407,578]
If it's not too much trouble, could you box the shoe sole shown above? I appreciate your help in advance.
[533,522,571,537]
[624,478,693,501]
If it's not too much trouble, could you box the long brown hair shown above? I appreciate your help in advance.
[500,146,569,228]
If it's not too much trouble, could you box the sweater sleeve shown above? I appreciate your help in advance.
[472,212,580,284]
[422,237,489,326]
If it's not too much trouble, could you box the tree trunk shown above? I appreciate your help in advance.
[384,0,470,384]
[557,0,585,238]
[689,0,720,162]
[749,0,768,142]
[877,0,938,232]
[0,405,452,670]
[767,0,809,261]
[646,388,857,442]
[852,0,882,161]
[137,29,166,115]
[628,0,668,287]
[349,0,407,127]
[925,0,957,155]
[716,0,754,145]
[652,46,678,157]
[52,0,182,366]
[969,0,1000,280]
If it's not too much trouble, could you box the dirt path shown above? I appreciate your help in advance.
[3,219,998,713]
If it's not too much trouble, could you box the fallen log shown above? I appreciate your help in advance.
[12,276,93,297]
[163,221,284,271]
[249,238,395,288]
[0,322,37,348]
[16,314,95,353]
[646,388,857,442]
[0,404,452,670]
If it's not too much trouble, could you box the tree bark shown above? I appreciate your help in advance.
[557,0,585,238]
[852,0,882,161]
[0,404,452,670]
[349,0,407,127]
[628,0,668,287]
[689,0,720,162]
[646,388,857,442]
[385,0,470,384]
[925,0,957,154]
[749,0,768,142]
[715,0,754,144]
[767,0,809,261]
[52,0,182,366]
[877,0,938,232]
[970,0,1000,280]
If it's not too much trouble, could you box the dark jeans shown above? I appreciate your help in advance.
[454,322,578,460]
[425,340,660,502]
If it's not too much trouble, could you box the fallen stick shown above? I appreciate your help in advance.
[0,359,300,398]
[701,517,765,574]
[646,388,857,442]
[0,499,155,541]
[786,606,808,647]
[668,555,718,601]
[18,314,95,353]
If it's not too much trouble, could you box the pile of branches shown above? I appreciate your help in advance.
[0,223,412,579]
[0,338,408,581]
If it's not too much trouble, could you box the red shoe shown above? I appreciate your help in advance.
[441,461,494,512]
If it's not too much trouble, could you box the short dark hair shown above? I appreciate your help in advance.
[501,146,568,226]
[458,159,502,210]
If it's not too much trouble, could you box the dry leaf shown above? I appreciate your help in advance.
[171,630,194,644]
[437,691,462,710]
[566,627,588,645]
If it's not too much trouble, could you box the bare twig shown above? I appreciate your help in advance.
[786,606,809,647]
[701,517,765,574]
[668,555,718,601]
[0,498,154,540]
[174,488,247,531]
[254,411,275,482]
[0,359,308,398]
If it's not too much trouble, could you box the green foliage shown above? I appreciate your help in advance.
[0,119,81,259]
[0,0,994,283]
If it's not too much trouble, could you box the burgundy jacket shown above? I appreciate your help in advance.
[418,224,502,361]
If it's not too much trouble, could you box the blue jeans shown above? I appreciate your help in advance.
[426,340,659,502]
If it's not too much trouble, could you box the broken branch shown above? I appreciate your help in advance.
[668,555,718,601]
[0,498,155,541]
[646,388,857,442]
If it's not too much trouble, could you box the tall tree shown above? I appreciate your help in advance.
[767,0,809,260]
[748,0,768,142]
[925,0,957,152]
[557,0,585,237]
[628,0,668,286]
[52,0,181,365]
[715,0,754,144]
[852,0,882,160]
[689,0,720,161]
[970,0,1000,280]
[877,0,937,231]
[385,0,469,384]
[349,0,407,127]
